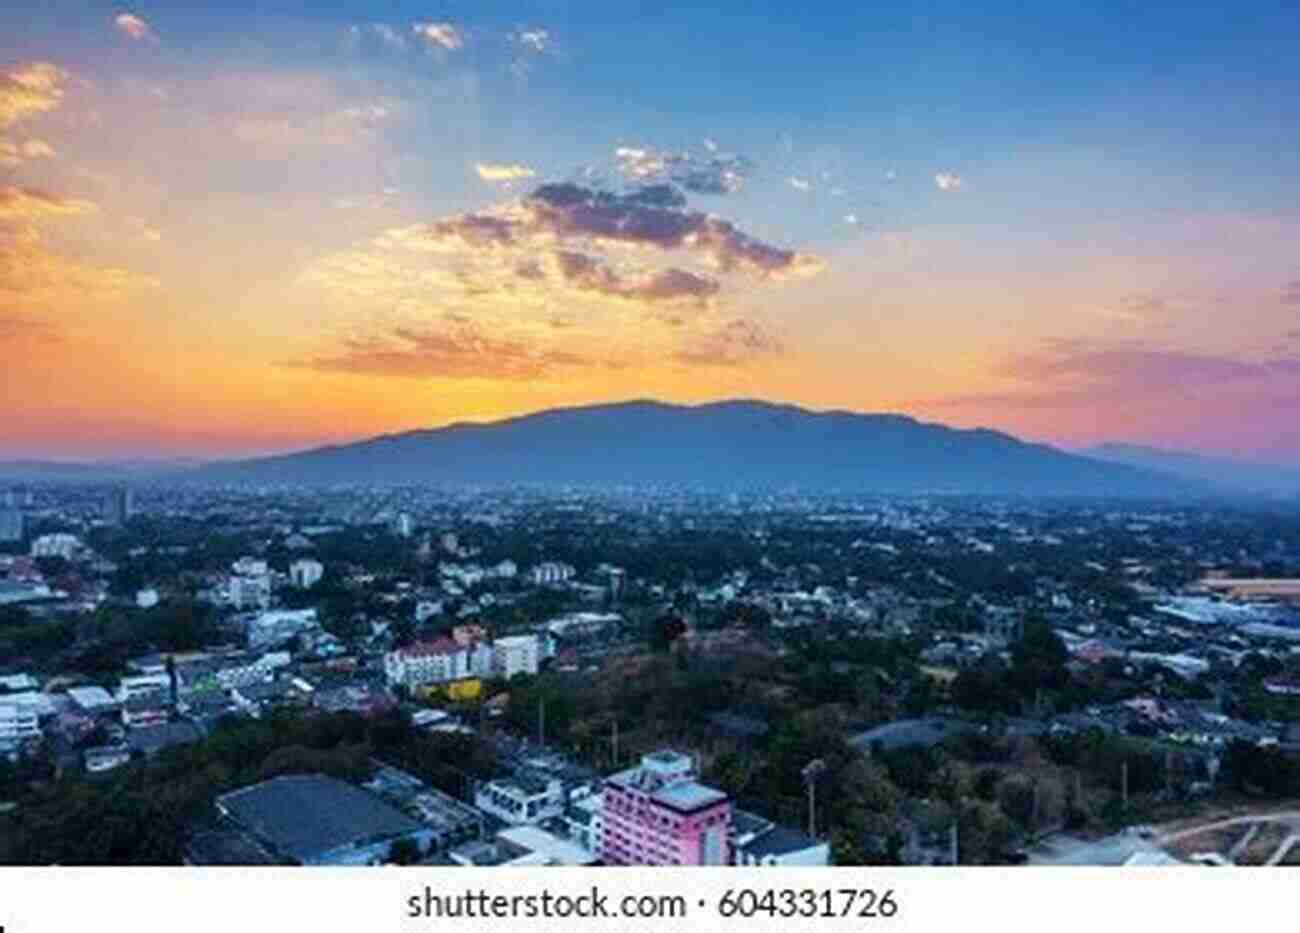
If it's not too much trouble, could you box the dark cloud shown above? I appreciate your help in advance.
[525,182,822,279]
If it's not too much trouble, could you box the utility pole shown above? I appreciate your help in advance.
[950,821,959,866]
[538,696,545,748]
[611,718,619,767]
[1121,761,1129,808]
[802,758,826,840]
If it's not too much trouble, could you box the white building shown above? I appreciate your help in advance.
[384,638,469,688]
[229,572,271,610]
[493,635,540,680]
[30,533,81,559]
[118,673,171,701]
[289,558,324,589]
[474,774,565,825]
[528,561,575,586]
[247,608,319,649]
[0,700,41,750]
[136,587,160,609]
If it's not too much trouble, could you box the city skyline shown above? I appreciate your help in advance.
[3,2,1300,462]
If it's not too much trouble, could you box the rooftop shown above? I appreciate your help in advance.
[651,780,729,812]
[217,774,424,863]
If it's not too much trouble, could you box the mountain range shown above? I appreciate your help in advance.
[1083,443,1300,496]
[190,399,1192,496]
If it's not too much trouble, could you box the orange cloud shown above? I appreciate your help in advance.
[0,228,159,311]
[0,63,65,129]
[0,186,97,220]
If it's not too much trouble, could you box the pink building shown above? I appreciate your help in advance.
[598,750,731,866]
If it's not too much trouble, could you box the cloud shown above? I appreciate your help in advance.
[934,172,963,192]
[413,22,465,52]
[0,228,159,312]
[231,101,392,147]
[0,138,55,167]
[675,318,783,367]
[613,144,754,195]
[524,181,824,280]
[513,28,551,53]
[114,12,157,42]
[475,162,536,182]
[0,186,97,220]
[0,312,62,346]
[844,213,860,225]
[787,177,811,192]
[1282,280,1300,306]
[295,173,821,382]
[292,324,591,381]
[0,63,65,129]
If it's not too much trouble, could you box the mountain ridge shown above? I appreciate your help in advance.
[194,398,1195,496]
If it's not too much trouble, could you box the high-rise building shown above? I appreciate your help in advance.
[104,487,134,525]
[0,507,23,544]
[598,751,732,866]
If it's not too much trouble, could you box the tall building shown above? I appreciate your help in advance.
[0,507,23,544]
[598,750,731,866]
[104,487,134,525]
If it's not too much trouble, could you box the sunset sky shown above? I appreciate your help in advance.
[3,2,1300,462]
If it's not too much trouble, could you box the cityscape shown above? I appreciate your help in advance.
[2,473,1300,866]
[4,1,1300,874]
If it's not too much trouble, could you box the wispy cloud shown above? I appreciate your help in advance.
[475,162,536,182]
[675,318,783,367]
[934,172,963,192]
[413,22,465,52]
[613,144,754,195]
[0,186,97,220]
[0,63,65,129]
[0,138,55,167]
[113,12,157,42]
[291,324,593,381]
[787,176,811,192]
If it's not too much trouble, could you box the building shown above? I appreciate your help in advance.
[230,572,271,611]
[385,638,469,689]
[474,773,565,826]
[103,487,133,525]
[30,533,80,559]
[0,507,24,543]
[492,634,540,680]
[135,587,160,609]
[214,774,435,865]
[289,559,324,589]
[528,561,575,586]
[0,699,42,752]
[732,809,831,866]
[599,750,732,866]
[247,609,320,650]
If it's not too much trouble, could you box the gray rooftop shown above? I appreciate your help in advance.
[216,774,424,863]
[741,823,822,859]
[651,780,728,812]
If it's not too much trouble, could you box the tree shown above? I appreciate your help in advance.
[1008,618,1069,698]
[387,838,421,865]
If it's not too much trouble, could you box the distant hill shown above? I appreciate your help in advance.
[1084,443,1300,496]
[196,399,1192,496]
